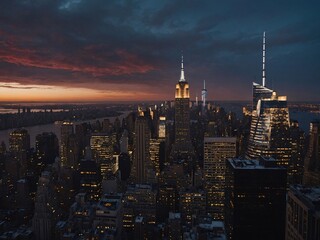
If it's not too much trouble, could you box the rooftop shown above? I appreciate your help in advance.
[291,185,320,207]
[228,158,284,170]
[204,137,237,143]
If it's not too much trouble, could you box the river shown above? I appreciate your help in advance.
[0,111,130,148]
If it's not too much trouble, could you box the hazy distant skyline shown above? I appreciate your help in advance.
[0,0,319,102]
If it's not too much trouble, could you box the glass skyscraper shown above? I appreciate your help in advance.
[247,33,291,172]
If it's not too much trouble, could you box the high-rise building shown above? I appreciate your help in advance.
[158,116,166,139]
[167,212,182,240]
[119,152,131,181]
[201,80,207,110]
[120,129,129,153]
[35,132,59,166]
[289,121,305,184]
[247,33,291,175]
[179,188,206,224]
[149,138,161,176]
[79,159,102,201]
[60,121,74,167]
[157,185,178,221]
[66,134,80,170]
[203,137,237,220]
[225,158,287,240]
[303,121,320,186]
[123,184,157,234]
[66,193,93,237]
[252,82,273,111]
[9,129,30,153]
[170,55,194,161]
[285,185,320,240]
[32,171,59,240]
[133,116,152,183]
[93,193,123,240]
[8,129,30,179]
[247,92,291,165]
[90,132,116,179]
[90,133,114,161]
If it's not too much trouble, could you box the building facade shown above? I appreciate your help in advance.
[303,121,320,186]
[203,137,237,220]
[286,185,320,240]
[225,158,287,240]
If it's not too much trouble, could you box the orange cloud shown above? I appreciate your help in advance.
[0,83,165,102]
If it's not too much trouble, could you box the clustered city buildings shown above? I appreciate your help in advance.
[0,34,320,240]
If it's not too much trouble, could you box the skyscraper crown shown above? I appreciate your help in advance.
[179,55,185,82]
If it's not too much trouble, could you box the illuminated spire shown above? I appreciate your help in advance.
[262,31,266,87]
[179,54,185,82]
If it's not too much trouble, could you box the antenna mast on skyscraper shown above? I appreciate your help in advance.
[262,31,266,87]
[180,52,185,82]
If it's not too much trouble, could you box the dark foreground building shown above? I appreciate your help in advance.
[225,157,287,240]
[286,185,320,240]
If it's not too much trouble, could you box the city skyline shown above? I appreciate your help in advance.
[0,0,320,102]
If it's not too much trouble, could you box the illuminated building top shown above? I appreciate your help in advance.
[175,55,190,99]
[171,54,194,161]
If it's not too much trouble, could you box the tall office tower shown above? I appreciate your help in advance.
[9,129,30,153]
[167,212,182,240]
[16,178,32,210]
[32,171,58,240]
[90,132,116,179]
[157,116,167,166]
[133,116,152,183]
[93,194,123,240]
[9,128,30,178]
[65,193,92,237]
[203,137,237,220]
[123,184,157,235]
[158,185,178,221]
[225,158,287,240]
[285,185,320,240]
[289,121,305,184]
[36,132,59,166]
[66,134,80,170]
[201,80,207,109]
[120,129,129,153]
[247,92,291,165]
[179,188,207,224]
[149,138,161,176]
[170,55,194,161]
[60,121,74,167]
[79,159,102,201]
[247,33,291,174]
[134,216,150,240]
[158,116,166,138]
[119,152,131,181]
[303,121,320,186]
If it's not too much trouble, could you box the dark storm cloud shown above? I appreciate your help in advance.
[0,0,319,100]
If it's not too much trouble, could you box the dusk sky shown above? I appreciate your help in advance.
[0,0,319,102]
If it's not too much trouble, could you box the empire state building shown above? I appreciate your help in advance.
[170,55,194,161]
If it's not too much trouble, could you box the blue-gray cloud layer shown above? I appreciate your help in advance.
[0,0,319,100]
